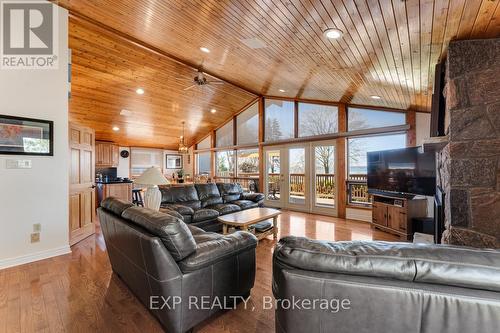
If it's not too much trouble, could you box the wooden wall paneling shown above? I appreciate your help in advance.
[406,111,417,147]
[258,97,265,192]
[210,130,216,179]
[337,103,347,219]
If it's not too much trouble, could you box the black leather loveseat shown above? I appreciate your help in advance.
[98,197,258,333]
[159,183,264,232]
[273,237,500,333]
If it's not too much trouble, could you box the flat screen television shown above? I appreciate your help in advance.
[367,147,436,197]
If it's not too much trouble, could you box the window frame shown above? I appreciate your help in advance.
[346,106,407,132]
[264,98,296,142]
[346,132,408,207]
[236,101,259,145]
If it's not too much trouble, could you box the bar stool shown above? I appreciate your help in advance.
[132,189,144,207]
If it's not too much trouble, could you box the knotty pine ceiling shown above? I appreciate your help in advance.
[58,0,500,148]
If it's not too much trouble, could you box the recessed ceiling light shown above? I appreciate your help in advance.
[210,109,217,113]
[112,126,120,131]
[136,88,145,95]
[279,89,286,93]
[323,28,343,39]
[120,109,132,116]
[370,95,382,100]
[200,47,210,53]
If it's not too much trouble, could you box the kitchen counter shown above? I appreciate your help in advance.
[96,180,133,184]
[96,181,133,206]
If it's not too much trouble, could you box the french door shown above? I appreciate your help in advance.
[263,140,337,216]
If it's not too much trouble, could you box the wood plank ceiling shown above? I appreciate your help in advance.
[59,0,500,148]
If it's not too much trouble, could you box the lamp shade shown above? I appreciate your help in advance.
[135,167,170,186]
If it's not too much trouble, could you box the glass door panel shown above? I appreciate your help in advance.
[312,142,337,215]
[264,149,282,205]
[288,147,306,205]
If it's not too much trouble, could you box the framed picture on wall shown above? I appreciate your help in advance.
[0,115,53,156]
[166,154,182,169]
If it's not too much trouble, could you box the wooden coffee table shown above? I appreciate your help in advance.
[218,207,281,240]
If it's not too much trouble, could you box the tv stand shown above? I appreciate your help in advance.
[371,193,428,240]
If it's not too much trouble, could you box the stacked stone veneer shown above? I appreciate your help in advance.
[438,38,500,248]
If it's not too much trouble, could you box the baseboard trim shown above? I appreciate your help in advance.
[0,245,72,270]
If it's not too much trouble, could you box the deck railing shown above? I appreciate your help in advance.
[208,172,371,206]
[267,173,335,199]
[347,174,370,205]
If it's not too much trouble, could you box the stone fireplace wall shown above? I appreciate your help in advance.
[438,38,500,248]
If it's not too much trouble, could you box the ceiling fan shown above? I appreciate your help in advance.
[182,67,225,91]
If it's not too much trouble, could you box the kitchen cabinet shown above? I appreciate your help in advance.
[96,141,119,167]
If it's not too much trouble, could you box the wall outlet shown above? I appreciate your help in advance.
[31,233,40,243]
[33,223,42,233]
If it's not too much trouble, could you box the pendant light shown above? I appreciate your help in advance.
[178,121,189,154]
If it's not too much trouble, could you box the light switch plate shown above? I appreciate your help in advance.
[6,159,32,169]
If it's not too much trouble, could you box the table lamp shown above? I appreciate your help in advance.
[135,167,170,211]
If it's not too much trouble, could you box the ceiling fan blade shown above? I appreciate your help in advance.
[183,84,197,91]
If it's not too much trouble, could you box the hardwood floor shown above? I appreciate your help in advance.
[0,210,398,333]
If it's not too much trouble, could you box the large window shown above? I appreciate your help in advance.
[348,108,406,131]
[347,133,406,205]
[216,150,235,177]
[298,103,338,137]
[196,152,211,175]
[237,102,259,145]
[265,99,294,141]
[197,136,211,150]
[216,121,233,148]
[237,149,259,177]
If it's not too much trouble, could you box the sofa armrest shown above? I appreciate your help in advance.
[241,192,265,203]
[178,232,258,272]
[160,203,194,216]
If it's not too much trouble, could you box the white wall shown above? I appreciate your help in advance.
[0,5,69,269]
[416,112,431,147]
[117,146,130,178]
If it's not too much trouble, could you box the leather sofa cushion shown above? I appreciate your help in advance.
[241,192,265,202]
[232,200,258,210]
[206,203,241,215]
[217,183,243,203]
[159,207,183,220]
[275,237,500,292]
[159,185,201,209]
[178,231,258,273]
[192,208,219,222]
[101,197,134,216]
[195,183,223,208]
[122,206,196,261]
[161,203,194,216]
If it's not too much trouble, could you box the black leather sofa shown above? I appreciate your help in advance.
[273,237,500,333]
[98,197,258,333]
[159,183,264,232]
